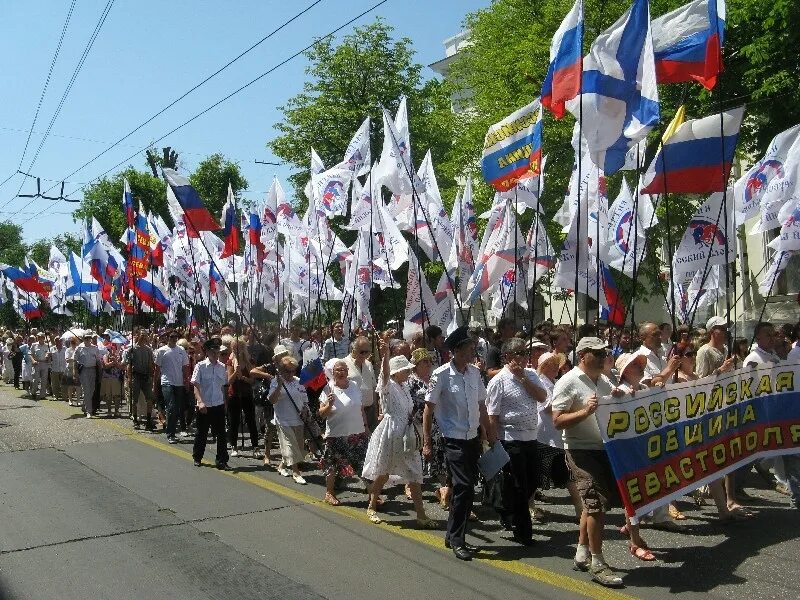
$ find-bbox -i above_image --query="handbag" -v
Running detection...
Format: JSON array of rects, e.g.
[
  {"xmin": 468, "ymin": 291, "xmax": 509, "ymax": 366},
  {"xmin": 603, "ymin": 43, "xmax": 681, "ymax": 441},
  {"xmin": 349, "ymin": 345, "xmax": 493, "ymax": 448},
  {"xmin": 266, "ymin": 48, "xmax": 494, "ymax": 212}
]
[
  {"xmin": 279, "ymin": 378, "xmax": 322, "ymax": 440},
  {"xmin": 393, "ymin": 405, "xmax": 422, "ymax": 454}
]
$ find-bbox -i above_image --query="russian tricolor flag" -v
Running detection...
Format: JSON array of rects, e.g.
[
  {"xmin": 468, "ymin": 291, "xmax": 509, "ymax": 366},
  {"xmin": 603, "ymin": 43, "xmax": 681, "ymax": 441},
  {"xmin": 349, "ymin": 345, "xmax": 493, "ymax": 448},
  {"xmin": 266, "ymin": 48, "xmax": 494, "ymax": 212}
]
[
  {"xmin": 600, "ymin": 263, "xmax": 625, "ymax": 326},
  {"xmin": 541, "ymin": 0, "xmax": 583, "ymax": 119},
  {"xmin": 220, "ymin": 185, "xmax": 240, "ymax": 259},
  {"xmin": 122, "ymin": 178, "xmax": 135, "ymax": 228},
  {"xmin": 1, "ymin": 263, "xmax": 50, "ymax": 296},
  {"xmin": 652, "ymin": 0, "xmax": 725, "ymax": 90},
  {"xmin": 481, "ymin": 100, "xmax": 543, "ymax": 192},
  {"xmin": 163, "ymin": 168, "xmax": 220, "ymax": 233},
  {"xmin": 641, "ymin": 106, "xmax": 744, "ymax": 195},
  {"xmin": 299, "ymin": 357, "xmax": 327, "ymax": 392},
  {"xmin": 20, "ymin": 301, "xmax": 43, "ymax": 320},
  {"xmin": 133, "ymin": 278, "xmax": 170, "ymax": 313}
]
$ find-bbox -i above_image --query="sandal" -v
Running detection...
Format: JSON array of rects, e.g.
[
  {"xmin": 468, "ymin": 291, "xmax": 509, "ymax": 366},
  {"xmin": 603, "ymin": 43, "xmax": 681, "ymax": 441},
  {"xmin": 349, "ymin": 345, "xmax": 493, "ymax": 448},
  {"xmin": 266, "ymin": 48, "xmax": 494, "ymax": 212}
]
[
  {"xmin": 668, "ymin": 504, "xmax": 686, "ymax": 520},
  {"xmin": 405, "ymin": 484, "xmax": 413, "ymax": 501},
  {"xmin": 433, "ymin": 488, "xmax": 450, "ymax": 509},
  {"xmin": 415, "ymin": 516, "xmax": 437, "ymax": 530},
  {"xmin": 619, "ymin": 524, "xmax": 631, "ymax": 538},
  {"xmin": 367, "ymin": 509, "xmax": 382, "ymax": 524},
  {"xmin": 323, "ymin": 493, "xmax": 341, "ymax": 506},
  {"xmin": 629, "ymin": 543, "xmax": 656, "ymax": 562}
]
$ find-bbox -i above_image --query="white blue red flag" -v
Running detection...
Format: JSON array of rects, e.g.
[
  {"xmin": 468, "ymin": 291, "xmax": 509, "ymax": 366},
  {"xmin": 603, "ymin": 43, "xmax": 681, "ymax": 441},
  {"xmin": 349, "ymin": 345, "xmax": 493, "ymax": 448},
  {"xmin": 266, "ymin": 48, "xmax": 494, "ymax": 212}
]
[
  {"xmin": 541, "ymin": 0, "xmax": 583, "ymax": 118},
  {"xmin": 163, "ymin": 168, "xmax": 220, "ymax": 233},
  {"xmin": 652, "ymin": 0, "xmax": 725, "ymax": 90},
  {"xmin": 567, "ymin": 0, "xmax": 660, "ymax": 175},
  {"xmin": 641, "ymin": 106, "xmax": 744, "ymax": 195},
  {"xmin": 220, "ymin": 184, "xmax": 240, "ymax": 259},
  {"xmin": 481, "ymin": 99, "xmax": 543, "ymax": 192},
  {"xmin": 122, "ymin": 178, "xmax": 135, "ymax": 228}
]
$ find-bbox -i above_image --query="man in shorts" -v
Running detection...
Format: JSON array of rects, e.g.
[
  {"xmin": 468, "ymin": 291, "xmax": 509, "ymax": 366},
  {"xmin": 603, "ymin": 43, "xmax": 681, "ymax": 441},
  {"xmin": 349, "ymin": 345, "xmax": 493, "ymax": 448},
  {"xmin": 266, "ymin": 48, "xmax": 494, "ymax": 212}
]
[{"xmin": 551, "ymin": 337, "xmax": 650, "ymax": 588}]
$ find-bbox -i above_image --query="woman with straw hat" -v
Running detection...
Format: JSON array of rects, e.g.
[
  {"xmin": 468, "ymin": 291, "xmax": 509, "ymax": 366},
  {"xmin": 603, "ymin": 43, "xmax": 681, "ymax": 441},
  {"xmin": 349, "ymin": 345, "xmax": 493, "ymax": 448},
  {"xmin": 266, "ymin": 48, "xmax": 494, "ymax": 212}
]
[{"xmin": 362, "ymin": 331, "xmax": 435, "ymax": 528}]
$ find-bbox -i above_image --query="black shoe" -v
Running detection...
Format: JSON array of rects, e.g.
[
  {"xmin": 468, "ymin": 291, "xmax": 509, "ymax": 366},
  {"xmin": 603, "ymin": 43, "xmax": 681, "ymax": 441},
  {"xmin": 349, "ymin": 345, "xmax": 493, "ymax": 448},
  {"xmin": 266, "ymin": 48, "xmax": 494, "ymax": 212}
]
[
  {"xmin": 452, "ymin": 546, "xmax": 474, "ymax": 561},
  {"xmin": 444, "ymin": 539, "xmax": 479, "ymax": 552},
  {"xmin": 512, "ymin": 534, "xmax": 535, "ymax": 546},
  {"xmin": 145, "ymin": 421, "xmax": 154, "ymax": 432},
  {"xmin": 193, "ymin": 459, "xmax": 201, "ymax": 467},
  {"xmin": 216, "ymin": 462, "xmax": 230, "ymax": 471}
]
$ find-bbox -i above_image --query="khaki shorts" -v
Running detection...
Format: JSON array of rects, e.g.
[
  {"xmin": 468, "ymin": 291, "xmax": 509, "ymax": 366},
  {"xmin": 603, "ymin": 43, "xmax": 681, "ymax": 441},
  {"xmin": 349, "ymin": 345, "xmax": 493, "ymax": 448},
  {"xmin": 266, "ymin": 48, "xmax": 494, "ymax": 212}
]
[{"xmin": 565, "ymin": 449, "xmax": 621, "ymax": 515}]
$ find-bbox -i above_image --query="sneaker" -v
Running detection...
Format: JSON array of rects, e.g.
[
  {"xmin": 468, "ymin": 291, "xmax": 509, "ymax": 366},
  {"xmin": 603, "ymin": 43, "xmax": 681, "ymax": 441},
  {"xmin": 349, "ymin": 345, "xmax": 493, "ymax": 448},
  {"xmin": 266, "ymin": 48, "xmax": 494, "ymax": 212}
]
[
  {"xmin": 230, "ymin": 450, "xmax": 239, "ymax": 458},
  {"xmin": 167, "ymin": 436, "xmax": 178, "ymax": 444},
  {"xmin": 85, "ymin": 414, "xmax": 94, "ymax": 419},
  {"xmin": 251, "ymin": 448, "xmax": 263, "ymax": 459},
  {"xmin": 292, "ymin": 473, "xmax": 307, "ymax": 485},
  {"xmin": 193, "ymin": 459, "xmax": 201, "ymax": 467},
  {"xmin": 277, "ymin": 465, "xmax": 291, "ymax": 477},
  {"xmin": 179, "ymin": 431, "xmax": 191, "ymax": 438},
  {"xmin": 589, "ymin": 563, "xmax": 623, "ymax": 588}
]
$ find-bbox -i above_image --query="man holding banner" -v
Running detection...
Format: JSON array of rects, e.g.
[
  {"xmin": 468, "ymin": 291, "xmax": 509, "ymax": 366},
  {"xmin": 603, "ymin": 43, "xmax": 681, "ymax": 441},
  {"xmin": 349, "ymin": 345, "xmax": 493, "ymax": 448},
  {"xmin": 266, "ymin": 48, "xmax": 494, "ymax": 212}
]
[{"xmin": 551, "ymin": 337, "xmax": 649, "ymax": 588}]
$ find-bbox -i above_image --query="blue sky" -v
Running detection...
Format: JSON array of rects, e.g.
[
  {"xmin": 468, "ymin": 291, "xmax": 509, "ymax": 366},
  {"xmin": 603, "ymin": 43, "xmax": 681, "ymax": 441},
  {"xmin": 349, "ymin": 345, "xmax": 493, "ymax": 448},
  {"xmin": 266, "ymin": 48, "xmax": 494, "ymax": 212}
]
[{"xmin": 0, "ymin": 0, "xmax": 487, "ymax": 243}]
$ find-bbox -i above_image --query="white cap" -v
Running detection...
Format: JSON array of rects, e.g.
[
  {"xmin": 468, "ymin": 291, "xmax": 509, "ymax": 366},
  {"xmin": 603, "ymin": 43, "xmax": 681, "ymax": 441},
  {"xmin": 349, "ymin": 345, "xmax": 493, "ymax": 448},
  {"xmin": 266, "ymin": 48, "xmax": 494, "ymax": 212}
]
[{"xmin": 706, "ymin": 316, "xmax": 730, "ymax": 331}]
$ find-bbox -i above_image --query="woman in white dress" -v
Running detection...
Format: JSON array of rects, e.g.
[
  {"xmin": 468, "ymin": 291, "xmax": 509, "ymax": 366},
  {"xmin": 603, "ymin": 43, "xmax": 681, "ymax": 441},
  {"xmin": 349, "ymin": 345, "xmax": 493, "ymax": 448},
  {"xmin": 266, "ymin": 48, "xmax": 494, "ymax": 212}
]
[{"xmin": 362, "ymin": 331, "xmax": 435, "ymax": 528}]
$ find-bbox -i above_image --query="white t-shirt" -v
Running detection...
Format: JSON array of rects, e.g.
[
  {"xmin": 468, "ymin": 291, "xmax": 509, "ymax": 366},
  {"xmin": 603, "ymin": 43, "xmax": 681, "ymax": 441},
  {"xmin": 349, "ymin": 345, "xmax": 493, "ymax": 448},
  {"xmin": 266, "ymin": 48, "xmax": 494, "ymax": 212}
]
[
  {"xmin": 322, "ymin": 381, "xmax": 364, "ymax": 438},
  {"xmin": 344, "ymin": 354, "xmax": 376, "ymax": 407},
  {"xmin": 536, "ymin": 375, "xmax": 562, "ymax": 449},
  {"xmin": 485, "ymin": 367, "xmax": 543, "ymax": 441},
  {"xmin": 550, "ymin": 366, "xmax": 612, "ymax": 451},
  {"xmin": 787, "ymin": 345, "xmax": 800, "ymax": 364},
  {"xmin": 272, "ymin": 377, "xmax": 307, "ymax": 427},
  {"xmin": 744, "ymin": 346, "xmax": 781, "ymax": 367},
  {"xmin": 155, "ymin": 345, "xmax": 190, "ymax": 386}
]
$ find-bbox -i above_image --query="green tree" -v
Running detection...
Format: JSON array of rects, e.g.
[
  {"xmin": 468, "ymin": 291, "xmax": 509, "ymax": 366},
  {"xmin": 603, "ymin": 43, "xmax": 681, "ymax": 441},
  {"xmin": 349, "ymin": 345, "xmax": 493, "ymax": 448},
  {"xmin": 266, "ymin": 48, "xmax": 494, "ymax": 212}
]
[
  {"xmin": 0, "ymin": 221, "xmax": 28, "ymax": 266},
  {"xmin": 268, "ymin": 18, "xmax": 456, "ymax": 210},
  {"xmin": 73, "ymin": 167, "xmax": 167, "ymax": 245},
  {"xmin": 28, "ymin": 233, "xmax": 82, "ymax": 266},
  {"xmin": 189, "ymin": 153, "xmax": 249, "ymax": 216}
]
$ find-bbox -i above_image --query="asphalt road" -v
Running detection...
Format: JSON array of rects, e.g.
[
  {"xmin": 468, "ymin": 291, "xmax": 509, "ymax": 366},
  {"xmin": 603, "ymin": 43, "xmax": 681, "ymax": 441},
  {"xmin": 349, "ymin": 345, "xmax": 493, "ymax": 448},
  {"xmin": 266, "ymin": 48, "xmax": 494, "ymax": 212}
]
[{"xmin": 1, "ymin": 385, "xmax": 799, "ymax": 600}]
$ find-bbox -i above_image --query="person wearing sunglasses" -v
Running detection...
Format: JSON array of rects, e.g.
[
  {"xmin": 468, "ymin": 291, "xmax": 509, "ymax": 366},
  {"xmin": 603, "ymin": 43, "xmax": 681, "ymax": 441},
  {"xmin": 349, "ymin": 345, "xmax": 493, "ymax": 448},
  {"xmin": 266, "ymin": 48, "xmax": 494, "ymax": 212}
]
[
  {"xmin": 344, "ymin": 336, "xmax": 377, "ymax": 431},
  {"xmin": 672, "ymin": 342, "xmax": 699, "ymax": 383},
  {"xmin": 485, "ymin": 337, "xmax": 547, "ymax": 546},
  {"xmin": 550, "ymin": 337, "xmax": 630, "ymax": 588}
]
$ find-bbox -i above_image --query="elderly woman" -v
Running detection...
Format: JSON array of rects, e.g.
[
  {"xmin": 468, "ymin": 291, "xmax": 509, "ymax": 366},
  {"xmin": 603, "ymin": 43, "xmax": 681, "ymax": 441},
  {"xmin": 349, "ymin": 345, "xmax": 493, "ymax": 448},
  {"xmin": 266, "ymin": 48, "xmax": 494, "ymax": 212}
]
[
  {"xmin": 318, "ymin": 358, "xmax": 369, "ymax": 506},
  {"xmin": 534, "ymin": 352, "xmax": 582, "ymax": 521},
  {"xmin": 267, "ymin": 355, "xmax": 309, "ymax": 484},
  {"xmin": 362, "ymin": 332, "xmax": 434, "ymax": 527}
]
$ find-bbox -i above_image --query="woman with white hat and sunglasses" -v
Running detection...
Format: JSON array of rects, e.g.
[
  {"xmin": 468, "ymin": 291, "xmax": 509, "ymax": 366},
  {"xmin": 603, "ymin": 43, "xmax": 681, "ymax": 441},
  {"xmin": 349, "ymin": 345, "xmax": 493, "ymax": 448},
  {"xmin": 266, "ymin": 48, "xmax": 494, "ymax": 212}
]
[{"xmin": 362, "ymin": 330, "xmax": 435, "ymax": 528}]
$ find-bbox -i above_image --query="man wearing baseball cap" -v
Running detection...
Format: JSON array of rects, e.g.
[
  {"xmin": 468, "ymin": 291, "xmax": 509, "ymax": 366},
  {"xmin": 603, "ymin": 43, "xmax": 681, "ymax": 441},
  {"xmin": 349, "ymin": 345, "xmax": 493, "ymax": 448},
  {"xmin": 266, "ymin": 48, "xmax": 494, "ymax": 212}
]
[
  {"xmin": 550, "ymin": 337, "xmax": 630, "ymax": 588},
  {"xmin": 696, "ymin": 316, "xmax": 737, "ymax": 378}
]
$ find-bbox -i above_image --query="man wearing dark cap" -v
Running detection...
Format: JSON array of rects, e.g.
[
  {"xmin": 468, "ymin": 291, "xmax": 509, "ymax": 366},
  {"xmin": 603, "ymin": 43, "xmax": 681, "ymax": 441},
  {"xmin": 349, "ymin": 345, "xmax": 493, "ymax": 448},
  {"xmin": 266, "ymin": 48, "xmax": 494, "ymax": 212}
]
[
  {"xmin": 191, "ymin": 338, "xmax": 229, "ymax": 469},
  {"xmin": 423, "ymin": 326, "xmax": 494, "ymax": 561}
]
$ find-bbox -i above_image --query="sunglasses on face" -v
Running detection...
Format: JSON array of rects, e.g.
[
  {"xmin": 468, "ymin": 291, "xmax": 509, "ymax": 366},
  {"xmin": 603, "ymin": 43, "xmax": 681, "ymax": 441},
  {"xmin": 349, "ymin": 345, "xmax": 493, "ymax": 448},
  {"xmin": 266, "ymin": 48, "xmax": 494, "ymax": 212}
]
[
  {"xmin": 590, "ymin": 349, "xmax": 610, "ymax": 358},
  {"xmin": 682, "ymin": 352, "xmax": 696, "ymax": 358}
]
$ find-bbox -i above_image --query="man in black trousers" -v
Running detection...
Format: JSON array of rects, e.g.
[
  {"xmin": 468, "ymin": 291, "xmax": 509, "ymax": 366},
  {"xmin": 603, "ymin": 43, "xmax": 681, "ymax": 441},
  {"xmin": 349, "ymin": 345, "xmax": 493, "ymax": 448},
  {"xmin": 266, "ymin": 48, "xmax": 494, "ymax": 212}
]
[
  {"xmin": 423, "ymin": 326, "xmax": 494, "ymax": 561},
  {"xmin": 191, "ymin": 338, "xmax": 229, "ymax": 470}
]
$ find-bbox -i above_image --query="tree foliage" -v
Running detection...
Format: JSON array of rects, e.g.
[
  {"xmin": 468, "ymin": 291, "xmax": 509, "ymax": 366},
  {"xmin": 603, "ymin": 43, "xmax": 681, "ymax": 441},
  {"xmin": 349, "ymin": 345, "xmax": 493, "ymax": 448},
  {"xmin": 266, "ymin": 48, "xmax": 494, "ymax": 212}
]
[
  {"xmin": 73, "ymin": 153, "xmax": 248, "ymax": 245},
  {"xmin": 268, "ymin": 18, "xmax": 457, "ymax": 209}
]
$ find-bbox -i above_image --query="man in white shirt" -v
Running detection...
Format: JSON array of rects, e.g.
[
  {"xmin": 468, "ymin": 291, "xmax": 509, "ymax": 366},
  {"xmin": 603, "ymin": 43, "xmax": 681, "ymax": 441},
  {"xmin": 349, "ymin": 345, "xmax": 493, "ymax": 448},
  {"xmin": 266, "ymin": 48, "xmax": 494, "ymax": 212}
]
[
  {"xmin": 485, "ymin": 337, "xmax": 547, "ymax": 545},
  {"xmin": 50, "ymin": 337, "xmax": 67, "ymax": 402},
  {"xmin": 30, "ymin": 333, "xmax": 51, "ymax": 400},
  {"xmin": 743, "ymin": 322, "xmax": 781, "ymax": 366},
  {"xmin": 281, "ymin": 324, "xmax": 309, "ymax": 368},
  {"xmin": 191, "ymin": 338, "xmax": 229, "ymax": 469},
  {"xmin": 74, "ymin": 334, "xmax": 102, "ymax": 418},
  {"xmin": 634, "ymin": 321, "xmax": 680, "ymax": 386},
  {"xmin": 551, "ymin": 337, "xmax": 647, "ymax": 588},
  {"xmin": 154, "ymin": 330, "xmax": 190, "ymax": 444},
  {"xmin": 423, "ymin": 326, "xmax": 494, "ymax": 561}
]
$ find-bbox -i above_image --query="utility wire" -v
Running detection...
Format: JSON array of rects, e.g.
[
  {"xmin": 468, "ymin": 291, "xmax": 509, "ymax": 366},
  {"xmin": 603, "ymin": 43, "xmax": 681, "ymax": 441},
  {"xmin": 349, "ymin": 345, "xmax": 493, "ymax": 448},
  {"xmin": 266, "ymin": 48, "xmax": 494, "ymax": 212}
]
[
  {"xmin": 35, "ymin": 0, "xmax": 327, "ymax": 201},
  {"xmin": 19, "ymin": 0, "xmax": 390, "ymax": 227},
  {"xmin": 0, "ymin": 0, "xmax": 77, "ymax": 194},
  {"xmin": 1, "ymin": 0, "xmax": 115, "ymax": 211}
]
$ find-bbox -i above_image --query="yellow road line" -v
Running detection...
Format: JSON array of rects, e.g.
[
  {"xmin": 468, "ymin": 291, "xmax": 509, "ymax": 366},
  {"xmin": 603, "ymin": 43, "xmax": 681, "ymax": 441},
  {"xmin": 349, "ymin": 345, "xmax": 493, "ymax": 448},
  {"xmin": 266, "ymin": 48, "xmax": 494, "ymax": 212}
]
[{"xmin": 41, "ymin": 398, "xmax": 635, "ymax": 600}]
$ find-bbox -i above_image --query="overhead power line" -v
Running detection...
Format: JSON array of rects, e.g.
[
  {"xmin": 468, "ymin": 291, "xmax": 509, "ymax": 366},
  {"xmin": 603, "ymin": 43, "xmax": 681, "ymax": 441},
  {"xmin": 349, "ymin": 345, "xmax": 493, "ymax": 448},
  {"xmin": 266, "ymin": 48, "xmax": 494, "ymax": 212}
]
[
  {"xmin": 0, "ymin": 0, "xmax": 78, "ymax": 194},
  {"xmin": 0, "ymin": 0, "xmax": 116, "ymax": 211},
  {"xmin": 35, "ymin": 0, "xmax": 327, "ymax": 201},
  {"xmin": 19, "ymin": 0, "xmax": 390, "ymax": 227}
]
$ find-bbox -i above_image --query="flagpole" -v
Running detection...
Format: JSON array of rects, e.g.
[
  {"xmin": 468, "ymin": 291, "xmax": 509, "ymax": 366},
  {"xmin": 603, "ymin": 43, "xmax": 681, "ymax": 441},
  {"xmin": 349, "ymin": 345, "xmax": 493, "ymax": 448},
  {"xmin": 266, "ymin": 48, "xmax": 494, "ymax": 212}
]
[
  {"xmin": 460, "ymin": 184, "xmax": 489, "ymax": 327},
  {"xmin": 574, "ymin": 95, "xmax": 583, "ymax": 338}
]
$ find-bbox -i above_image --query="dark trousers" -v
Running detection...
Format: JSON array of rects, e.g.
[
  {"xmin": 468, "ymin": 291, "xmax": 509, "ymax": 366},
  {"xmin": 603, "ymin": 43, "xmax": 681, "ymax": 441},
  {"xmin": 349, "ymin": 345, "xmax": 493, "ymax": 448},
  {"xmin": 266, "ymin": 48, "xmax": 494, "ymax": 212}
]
[
  {"xmin": 193, "ymin": 404, "xmax": 228, "ymax": 465},
  {"xmin": 443, "ymin": 435, "xmax": 481, "ymax": 547},
  {"xmin": 162, "ymin": 385, "xmax": 184, "ymax": 437},
  {"xmin": 227, "ymin": 395, "xmax": 259, "ymax": 449},
  {"xmin": 501, "ymin": 439, "xmax": 538, "ymax": 541}
]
